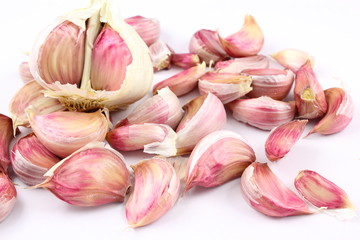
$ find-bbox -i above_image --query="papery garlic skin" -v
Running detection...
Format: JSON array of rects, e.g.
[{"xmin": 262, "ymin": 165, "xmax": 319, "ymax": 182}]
[
  {"xmin": 271, "ymin": 49, "xmax": 315, "ymax": 72},
  {"xmin": 215, "ymin": 55, "xmax": 269, "ymax": 74},
  {"xmin": 26, "ymin": 107, "xmax": 108, "ymax": 158},
  {"xmin": 295, "ymin": 170, "xmax": 353, "ymax": 209},
  {"xmin": 240, "ymin": 162, "xmax": 311, "ymax": 217},
  {"xmin": 0, "ymin": 114, "xmax": 15, "ymax": 174},
  {"xmin": 228, "ymin": 96, "xmax": 296, "ymax": 130},
  {"xmin": 0, "ymin": 172, "xmax": 17, "ymax": 222},
  {"xmin": 34, "ymin": 142, "xmax": 131, "ymax": 207},
  {"xmin": 19, "ymin": 62, "xmax": 34, "ymax": 83},
  {"xmin": 184, "ymin": 130, "xmax": 255, "ymax": 191},
  {"xmin": 265, "ymin": 120, "xmax": 308, "ymax": 162},
  {"xmin": 126, "ymin": 158, "xmax": 180, "ymax": 228},
  {"xmin": 124, "ymin": 15, "xmax": 160, "ymax": 46},
  {"xmin": 11, "ymin": 133, "xmax": 60, "ymax": 186},
  {"xmin": 308, "ymin": 88, "xmax": 354, "ymax": 135},
  {"xmin": 149, "ymin": 40, "xmax": 172, "ymax": 72},
  {"xmin": 176, "ymin": 93, "xmax": 227, "ymax": 155},
  {"xmin": 171, "ymin": 53, "xmax": 200, "ymax": 69}
]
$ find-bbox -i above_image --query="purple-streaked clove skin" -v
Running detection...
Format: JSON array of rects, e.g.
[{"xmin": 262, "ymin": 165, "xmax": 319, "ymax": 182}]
[
  {"xmin": 242, "ymin": 68, "xmax": 294, "ymax": 100},
  {"xmin": 307, "ymin": 88, "xmax": 354, "ymax": 136},
  {"xmin": 218, "ymin": 15, "xmax": 264, "ymax": 57},
  {"xmin": 295, "ymin": 170, "xmax": 353, "ymax": 209},
  {"xmin": 0, "ymin": 114, "xmax": 15, "ymax": 174},
  {"xmin": 294, "ymin": 60, "xmax": 327, "ymax": 119},
  {"xmin": 271, "ymin": 49, "xmax": 315, "ymax": 72},
  {"xmin": 265, "ymin": 119, "xmax": 308, "ymax": 162},
  {"xmin": 153, "ymin": 62, "xmax": 206, "ymax": 96},
  {"xmin": 126, "ymin": 158, "xmax": 180, "ymax": 228},
  {"xmin": 124, "ymin": 15, "xmax": 160, "ymax": 46},
  {"xmin": 215, "ymin": 55, "xmax": 269, "ymax": 74},
  {"xmin": 184, "ymin": 130, "xmax": 255, "ymax": 192},
  {"xmin": 0, "ymin": 172, "xmax": 17, "ymax": 222},
  {"xmin": 171, "ymin": 53, "xmax": 200, "ymax": 69},
  {"xmin": 149, "ymin": 40, "xmax": 172, "ymax": 72},
  {"xmin": 228, "ymin": 96, "xmax": 296, "ymax": 130},
  {"xmin": 19, "ymin": 61, "xmax": 34, "ymax": 83},
  {"xmin": 240, "ymin": 162, "xmax": 312, "ymax": 217}
]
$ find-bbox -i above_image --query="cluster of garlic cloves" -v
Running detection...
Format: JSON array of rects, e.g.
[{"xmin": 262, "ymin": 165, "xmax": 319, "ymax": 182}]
[
  {"xmin": 0, "ymin": 114, "xmax": 16, "ymax": 174},
  {"xmin": 0, "ymin": 172, "xmax": 17, "ymax": 222}
]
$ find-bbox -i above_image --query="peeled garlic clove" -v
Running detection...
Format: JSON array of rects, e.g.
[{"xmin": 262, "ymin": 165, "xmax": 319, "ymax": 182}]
[
  {"xmin": 0, "ymin": 172, "xmax": 17, "ymax": 222},
  {"xmin": 107, "ymin": 123, "xmax": 177, "ymax": 157},
  {"xmin": 149, "ymin": 40, "xmax": 172, "ymax": 72},
  {"xmin": 265, "ymin": 120, "xmax": 308, "ymax": 162},
  {"xmin": 19, "ymin": 61, "xmax": 34, "ymax": 83},
  {"xmin": 0, "ymin": 114, "xmax": 15, "ymax": 174},
  {"xmin": 33, "ymin": 142, "xmax": 131, "ymax": 207},
  {"xmin": 11, "ymin": 133, "xmax": 60, "ymax": 186},
  {"xmin": 294, "ymin": 61, "xmax": 327, "ymax": 119},
  {"xmin": 171, "ymin": 53, "xmax": 200, "ymax": 69},
  {"xmin": 241, "ymin": 162, "xmax": 311, "ymax": 217},
  {"xmin": 295, "ymin": 170, "xmax": 353, "ymax": 209},
  {"xmin": 176, "ymin": 93, "xmax": 227, "ymax": 155},
  {"xmin": 124, "ymin": 15, "xmax": 160, "ymax": 46},
  {"xmin": 242, "ymin": 68, "xmax": 294, "ymax": 100},
  {"xmin": 218, "ymin": 15, "xmax": 264, "ymax": 57},
  {"xmin": 126, "ymin": 158, "xmax": 180, "ymax": 228},
  {"xmin": 26, "ymin": 107, "xmax": 109, "ymax": 158},
  {"xmin": 198, "ymin": 72, "xmax": 252, "ymax": 104},
  {"xmin": 228, "ymin": 96, "xmax": 296, "ymax": 130},
  {"xmin": 9, "ymin": 80, "xmax": 66, "ymax": 133},
  {"xmin": 189, "ymin": 29, "xmax": 228, "ymax": 64},
  {"xmin": 153, "ymin": 62, "xmax": 206, "ymax": 96},
  {"xmin": 215, "ymin": 55, "xmax": 269, "ymax": 74},
  {"xmin": 116, "ymin": 87, "xmax": 183, "ymax": 129},
  {"xmin": 184, "ymin": 130, "xmax": 255, "ymax": 192},
  {"xmin": 271, "ymin": 49, "xmax": 315, "ymax": 72},
  {"xmin": 308, "ymin": 88, "xmax": 354, "ymax": 135}
]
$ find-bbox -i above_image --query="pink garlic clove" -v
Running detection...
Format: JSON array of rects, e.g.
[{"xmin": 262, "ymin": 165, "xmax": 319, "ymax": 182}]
[
  {"xmin": 171, "ymin": 53, "xmax": 200, "ymax": 69},
  {"xmin": 0, "ymin": 114, "xmax": 15, "ymax": 174},
  {"xmin": 149, "ymin": 40, "xmax": 173, "ymax": 72},
  {"xmin": 124, "ymin": 15, "xmax": 160, "ymax": 46},
  {"xmin": 0, "ymin": 172, "xmax": 17, "ymax": 222},
  {"xmin": 271, "ymin": 49, "xmax": 315, "ymax": 72},
  {"xmin": 19, "ymin": 61, "xmax": 34, "ymax": 83},
  {"xmin": 215, "ymin": 55, "xmax": 269, "ymax": 74}
]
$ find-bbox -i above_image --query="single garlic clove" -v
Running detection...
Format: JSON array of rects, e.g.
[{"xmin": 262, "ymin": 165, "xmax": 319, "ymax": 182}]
[
  {"xmin": 153, "ymin": 62, "xmax": 206, "ymax": 97},
  {"xmin": 19, "ymin": 61, "xmax": 34, "ymax": 83},
  {"xmin": 171, "ymin": 53, "xmax": 200, "ymax": 69},
  {"xmin": 126, "ymin": 158, "xmax": 180, "ymax": 228},
  {"xmin": 189, "ymin": 29, "xmax": 229, "ymax": 64},
  {"xmin": 307, "ymin": 88, "xmax": 354, "ymax": 136},
  {"xmin": 295, "ymin": 170, "xmax": 353, "ymax": 209},
  {"xmin": 228, "ymin": 96, "xmax": 296, "ymax": 130},
  {"xmin": 242, "ymin": 68, "xmax": 295, "ymax": 100},
  {"xmin": 9, "ymin": 80, "xmax": 66, "ymax": 133},
  {"xmin": 198, "ymin": 72, "xmax": 252, "ymax": 104},
  {"xmin": 218, "ymin": 15, "xmax": 264, "ymax": 57},
  {"xmin": 214, "ymin": 55, "xmax": 269, "ymax": 74},
  {"xmin": 176, "ymin": 93, "xmax": 227, "ymax": 155},
  {"xmin": 184, "ymin": 130, "xmax": 255, "ymax": 192},
  {"xmin": 0, "ymin": 172, "xmax": 17, "ymax": 222},
  {"xmin": 33, "ymin": 142, "xmax": 131, "ymax": 207},
  {"xmin": 124, "ymin": 15, "xmax": 160, "ymax": 46},
  {"xmin": 265, "ymin": 119, "xmax": 308, "ymax": 162},
  {"xmin": 106, "ymin": 123, "xmax": 177, "ymax": 157},
  {"xmin": 11, "ymin": 133, "xmax": 60, "ymax": 186},
  {"xmin": 241, "ymin": 162, "xmax": 311, "ymax": 217},
  {"xmin": 149, "ymin": 40, "xmax": 173, "ymax": 72},
  {"xmin": 26, "ymin": 107, "xmax": 109, "ymax": 158},
  {"xmin": 294, "ymin": 60, "xmax": 327, "ymax": 119},
  {"xmin": 115, "ymin": 87, "xmax": 183, "ymax": 129},
  {"xmin": 0, "ymin": 114, "xmax": 15, "ymax": 174},
  {"xmin": 271, "ymin": 49, "xmax": 315, "ymax": 72}
]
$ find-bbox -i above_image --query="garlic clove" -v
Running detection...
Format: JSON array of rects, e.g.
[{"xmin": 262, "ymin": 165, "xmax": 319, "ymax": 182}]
[
  {"xmin": 0, "ymin": 172, "xmax": 17, "ymax": 222},
  {"xmin": 149, "ymin": 40, "xmax": 173, "ymax": 72},
  {"xmin": 295, "ymin": 170, "xmax": 353, "ymax": 210},
  {"xmin": 153, "ymin": 62, "xmax": 206, "ymax": 97},
  {"xmin": 0, "ymin": 114, "xmax": 15, "ymax": 174},
  {"xmin": 218, "ymin": 15, "xmax": 264, "ymax": 57},
  {"xmin": 26, "ymin": 107, "xmax": 109, "ymax": 158},
  {"xmin": 265, "ymin": 119, "xmax": 308, "ymax": 162},
  {"xmin": 126, "ymin": 158, "xmax": 180, "ymax": 228},
  {"xmin": 161, "ymin": 156, "xmax": 189, "ymax": 182},
  {"xmin": 19, "ymin": 61, "xmax": 34, "ymax": 83},
  {"xmin": 241, "ymin": 162, "xmax": 311, "ymax": 217},
  {"xmin": 33, "ymin": 142, "xmax": 131, "ymax": 207},
  {"xmin": 228, "ymin": 96, "xmax": 296, "ymax": 130},
  {"xmin": 215, "ymin": 55, "xmax": 269, "ymax": 74},
  {"xmin": 189, "ymin": 29, "xmax": 228, "ymax": 64},
  {"xmin": 124, "ymin": 15, "xmax": 160, "ymax": 46},
  {"xmin": 115, "ymin": 87, "xmax": 183, "ymax": 129},
  {"xmin": 307, "ymin": 87, "xmax": 354, "ymax": 136},
  {"xmin": 294, "ymin": 60, "xmax": 327, "ymax": 119},
  {"xmin": 171, "ymin": 53, "xmax": 200, "ymax": 69},
  {"xmin": 198, "ymin": 72, "xmax": 252, "ymax": 104},
  {"xmin": 242, "ymin": 68, "xmax": 295, "ymax": 100},
  {"xmin": 176, "ymin": 93, "xmax": 227, "ymax": 155},
  {"xmin": 11, "ymin": 133, "xmax": 60, "ymax": 186},
  {"xmin": 9, "ymin": 80, "xmax": 66, "ymax": 134},
  {"xmin": 106, "ymin": 123, "xmax": 177, "ymax": 157},
  {"xmin": 184, "ymin": 130, "xmax": 255, "ymax": 192},
  {"xmin": 271, "ymin": 49, "xmax": 315, "ymax": 72}
]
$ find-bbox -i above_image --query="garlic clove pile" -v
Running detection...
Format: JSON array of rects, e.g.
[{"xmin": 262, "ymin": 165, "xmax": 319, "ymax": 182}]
[
  {"xmin": 0, "ymin": 114, "xmax": 15, "ymax": 174},
  {"xmin": 215, "ymin": 55, "xmax": 269, "ymax": 74},
  {"xmin": 0, "ymin": 172, "xmax": 17, "ymax": 222}
]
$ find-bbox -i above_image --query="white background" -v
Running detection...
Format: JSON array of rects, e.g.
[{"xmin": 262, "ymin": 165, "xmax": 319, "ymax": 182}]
[{"xmin": 1, "ymin": 0, "xmax": 360, "ymax": 239}]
